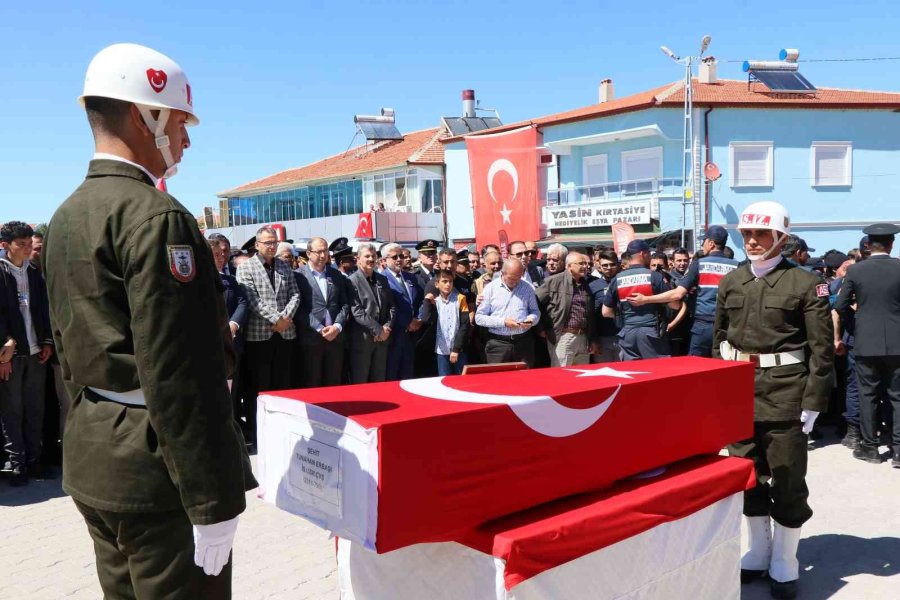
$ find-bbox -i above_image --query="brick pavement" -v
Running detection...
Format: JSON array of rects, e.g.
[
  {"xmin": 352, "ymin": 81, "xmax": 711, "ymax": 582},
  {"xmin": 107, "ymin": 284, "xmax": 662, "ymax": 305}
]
[{"xmin": 1, "ymin": 434, "xmax": 897, "ymax": 599}]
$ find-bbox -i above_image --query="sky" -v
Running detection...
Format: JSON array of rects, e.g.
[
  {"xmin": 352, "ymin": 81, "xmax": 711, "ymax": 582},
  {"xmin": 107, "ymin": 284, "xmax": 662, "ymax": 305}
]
[{"xmin": 3, "ymin": 0, "xmax": 900, "ymax": 224}]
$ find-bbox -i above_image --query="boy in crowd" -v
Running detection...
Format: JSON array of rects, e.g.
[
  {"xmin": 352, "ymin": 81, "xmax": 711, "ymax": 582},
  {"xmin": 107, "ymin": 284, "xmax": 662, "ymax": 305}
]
[{"xmin": 424, "ymin": 269, "xmax": 471, "ymax": 376}]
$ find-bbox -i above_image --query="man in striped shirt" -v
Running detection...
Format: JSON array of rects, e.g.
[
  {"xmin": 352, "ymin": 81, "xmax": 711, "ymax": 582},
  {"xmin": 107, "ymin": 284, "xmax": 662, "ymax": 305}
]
[{"xmin": 475, "ymin": 258, "xmax": 540, "ymax": 367}]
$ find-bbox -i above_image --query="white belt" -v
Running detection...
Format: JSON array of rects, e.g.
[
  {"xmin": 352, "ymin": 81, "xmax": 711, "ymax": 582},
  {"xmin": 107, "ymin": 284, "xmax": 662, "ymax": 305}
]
[
  {"xmin": 88, "ymin": 379, "xmax": 233, "ymax": 407},
  {"xmin": 719, "ymin": 341, "xmax": 804, "ymax": 368},
  {"xmin": 88, "ymin": 387, "xmax": 146, "ymax": 406}
]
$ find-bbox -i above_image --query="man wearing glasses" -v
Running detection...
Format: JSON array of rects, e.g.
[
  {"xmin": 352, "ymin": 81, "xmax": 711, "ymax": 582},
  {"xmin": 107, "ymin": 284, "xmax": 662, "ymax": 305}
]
[
  {"xmin": 589, "ymin": 250, "xmax": 622, "ymax": 363},
  {"xmin": 508, "ymin": 240, "xmax": 544, "ymax": 289},
  {"xmin": 381, "ymin": 242, "xmax": 423, "ymax": 381},
  {"xmin": 536, "ymin": 252, "xmax": 600, "ymax": 367},
  {"xmin": 236, "ymin": 225, "xmax": 300, "ymax": 444},
  {"xmin": 293, "ymin": 237, "xmax": 350, "ymax": 388}
]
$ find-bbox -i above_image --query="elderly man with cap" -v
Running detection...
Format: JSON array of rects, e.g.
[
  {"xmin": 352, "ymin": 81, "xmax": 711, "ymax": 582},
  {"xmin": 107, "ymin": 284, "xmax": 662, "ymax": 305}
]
[
  {"xmin": 713, "ymin": 201, "xmax": 833, "ymax": 599},
  {"xmin": 43, "ymin": 43, "xmax": 255, "ymax": 598},
  {"xmin": 601, "ymin": 239, "xmax": 680, "ymax": 360},
  {"xmin": 414, "ymin": 239, "xmax": 439, "ymax": 289},
  {"xmin": 835, "ymin": 222, "xmax": 900, "ymax": 468},
  {"xmin": 628, "ymin": 225, "xmax": 739, "ymax": 357}
]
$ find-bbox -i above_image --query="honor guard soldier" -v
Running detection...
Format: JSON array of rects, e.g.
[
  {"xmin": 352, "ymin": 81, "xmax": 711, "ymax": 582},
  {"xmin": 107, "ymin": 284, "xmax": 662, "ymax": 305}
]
[
  {"xmin": 43, "ymin": 44, "xmax": 256, "ymax": 599},
  {"xmin": 834, "ymin": 222, "xmax": 900, "ymax": 468},
  {"xmin": 414, "ymin": 239, "xmax": 439, "ymax": 289},
  {"xmin": 713, "ymin": 201, "xmax": 834, "ymax": 599},
  {"xmin": 601, "ymin": 239, "xmax": 681, "ymax": 360}
]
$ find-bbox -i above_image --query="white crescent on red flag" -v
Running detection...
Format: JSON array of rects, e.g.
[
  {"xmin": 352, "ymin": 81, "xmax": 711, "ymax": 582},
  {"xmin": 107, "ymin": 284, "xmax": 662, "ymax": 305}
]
[
  {"xmin": 466, "ymin": 126, "xmax": 542, "ymax": 249},
  {"xmin": 355, "ymin": 211, "xmax": 373, "ymax": 239}
]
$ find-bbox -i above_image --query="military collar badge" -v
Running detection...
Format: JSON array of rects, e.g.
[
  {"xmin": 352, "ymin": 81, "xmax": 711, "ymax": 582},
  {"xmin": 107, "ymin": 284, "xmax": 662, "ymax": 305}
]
[{"xmin": 167, "ymin": 245, "xmax": 196, "ymax": 283}]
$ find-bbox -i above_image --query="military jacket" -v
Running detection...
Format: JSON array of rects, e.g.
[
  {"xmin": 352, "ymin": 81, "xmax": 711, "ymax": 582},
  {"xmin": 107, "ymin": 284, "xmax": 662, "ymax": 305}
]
[
  {"xmin": 44, "ymin": 160, "xmax": 256, "ymax": 524},
  {"xmin": 712, "ymin": 258, "xmax": 834, "ymax": 420}
]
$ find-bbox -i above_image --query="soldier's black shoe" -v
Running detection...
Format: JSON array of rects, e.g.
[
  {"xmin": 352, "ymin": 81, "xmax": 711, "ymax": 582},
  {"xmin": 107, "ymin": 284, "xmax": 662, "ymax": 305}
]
[
  {"xmin": 741, "ymin": 568, "xmax": 767, "ymax": 583},
  {"xmin": 841, "ymin": 425, "xmax": 861, "ymax": 449},
  {"xmin": 853, "ymin": 444, "xmax": 882, "ymax": 464},
  {"xmin": 892, "ymin": 448, "xmax": 900, "ymax": 469},
  {"xmin": 770, "ymin": 578, "xmax": 798, "ymax": 599}
]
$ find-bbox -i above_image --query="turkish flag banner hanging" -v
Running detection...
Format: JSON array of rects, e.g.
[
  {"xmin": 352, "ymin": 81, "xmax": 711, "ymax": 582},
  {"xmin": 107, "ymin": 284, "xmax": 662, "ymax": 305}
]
[
  {"xmin": 355, "ymin": 212, "xmax": 373, "ymax": 239},
  {"xmin": 466, "ymin": 126, "xmax": 542, "ymax": 253},
  {"xmin": 257, "ymin": 357, "xmax": 754, "ymax": 553}
]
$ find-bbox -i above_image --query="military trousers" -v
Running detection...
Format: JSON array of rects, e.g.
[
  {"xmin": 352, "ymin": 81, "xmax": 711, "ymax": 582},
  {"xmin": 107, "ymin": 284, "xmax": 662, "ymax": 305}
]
[
  {"xmin": 74, "ymin": 499, "xmax": 232, "ymax": 600},
  {"xmin": 855, "ymin": 355, "xmax": 900, "ymax": 447},
  {"xmin": 728, "ymin": 421, "xmax": 812, "ymax": 528}
]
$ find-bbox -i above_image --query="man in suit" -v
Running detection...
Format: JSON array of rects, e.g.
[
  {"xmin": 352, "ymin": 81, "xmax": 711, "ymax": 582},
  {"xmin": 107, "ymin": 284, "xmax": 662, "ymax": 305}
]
[
  {"xmin": 347, "ymin": 244, "xmax": 395, "ymax": 384},
  {"xmin": 235, "ymin": 225, "xmax": 300, "ymax": 443},
  {"xmin": 835, "ymin": 222, "xmax": 900, "ymax": 467},
  {"xmin": 509, "ymin": 240, "xmax": 545, "ymax": 289},
  {"xmin": 294, "ymin": 237, "xmax": 350, "ymax": 388},
  {"xmin": 209, "ymin": 240, "xmax": 249, "ymax": 436},
  {"xmin": 536, "ymin": 252, "xmax": 600, "ymax": 367},
  {"xmin": 381, "ymin": 242, "xmax": 423, "ymax": 381}
]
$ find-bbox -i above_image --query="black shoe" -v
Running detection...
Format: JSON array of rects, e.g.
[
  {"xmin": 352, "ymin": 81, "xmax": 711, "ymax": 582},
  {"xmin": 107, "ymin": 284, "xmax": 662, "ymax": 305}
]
[
  {"xmin": 741, "ymin": 568, "xmax": 767, "ymax": 583},
  {"xmin": 841, "ymin": 425, "xmax": 861, "ymax": 449},
  {"xmin": 853, "ymin": 444, "xmax": 882, "ymax": 464},
  {"xmin": 892, "ymin": 449, "xmax": 900, "ymax": 469},
  {"xmin": 27, "ymin": 463, "xmax": 59, "ymax": 480},
  {"xmin": 770, "ymin": 578, "xmax": 798, "ymax": 599},
  {"xmin": 9, "ymin": 470, "xmax": 28, "ymax": 487}
]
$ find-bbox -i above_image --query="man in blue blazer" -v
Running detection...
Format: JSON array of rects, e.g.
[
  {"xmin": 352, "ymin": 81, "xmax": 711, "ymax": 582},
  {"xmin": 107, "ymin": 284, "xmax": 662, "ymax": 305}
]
[
  {"xmin": 381, "ymin": 242, "xmax": 423, "ymax": 381},
  {"xmin": 294, "ymin": 237, "xmax": 351, "ymax": 388}
]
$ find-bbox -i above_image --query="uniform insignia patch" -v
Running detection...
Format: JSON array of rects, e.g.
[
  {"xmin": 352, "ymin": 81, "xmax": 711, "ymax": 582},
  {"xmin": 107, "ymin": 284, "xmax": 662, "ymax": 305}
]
[
  {"xmin": 167, "ymin": 245, "xmax": 196, "ymax": 282},
  {"xmin": 816, "ymin": 283, "xmax": 829, "ymax": 298}
]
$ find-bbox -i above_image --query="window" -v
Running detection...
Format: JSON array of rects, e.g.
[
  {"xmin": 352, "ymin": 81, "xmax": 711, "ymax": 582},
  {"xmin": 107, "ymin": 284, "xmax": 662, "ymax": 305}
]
[
  {"xmin": 811, "ymin": 142, "xmax": 852, "ymax": 187},
  {"xmin": 582, "ymin": 154, "xmax": 608, "ymax": 201},
  {"xmin": 730, "ymin": 142, "xmax": 773, "ymax": 188},
  {"xmin": 621, "ymin": 147, "xmax": 663, "ymax": 194}
]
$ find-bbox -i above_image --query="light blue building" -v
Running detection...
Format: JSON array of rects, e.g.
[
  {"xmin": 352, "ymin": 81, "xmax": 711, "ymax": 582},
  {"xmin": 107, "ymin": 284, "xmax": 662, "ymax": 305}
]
[{"xmin": 443, "ymin": 70, "xmax": 900, "ymax": 256}]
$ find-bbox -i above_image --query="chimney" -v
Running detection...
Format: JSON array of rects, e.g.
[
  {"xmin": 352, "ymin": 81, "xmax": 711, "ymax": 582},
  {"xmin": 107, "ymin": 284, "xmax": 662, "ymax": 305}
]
[
  {"xmin": 599, "ymin": 79, "xmax": 614, "ymax": 103},
  {"xmin": 699, "ymin": 57, "xmax": 718, "ymax": 84},
  {"xmin": 462, "ymin": 89, "xmax": 476, "ymax": 118}
]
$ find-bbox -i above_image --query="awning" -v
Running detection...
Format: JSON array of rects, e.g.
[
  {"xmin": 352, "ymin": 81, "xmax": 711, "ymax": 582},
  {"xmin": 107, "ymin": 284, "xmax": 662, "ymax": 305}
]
[{"xmin": 546, "ymin": 125, "xmax": 667, "ymax": 156}]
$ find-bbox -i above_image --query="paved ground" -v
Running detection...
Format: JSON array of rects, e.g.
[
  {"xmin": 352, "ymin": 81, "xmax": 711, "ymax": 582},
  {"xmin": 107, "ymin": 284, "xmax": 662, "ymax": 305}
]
[{"xmin": 1, "ymin": 430, "xmax": 897, "ymax": 599}]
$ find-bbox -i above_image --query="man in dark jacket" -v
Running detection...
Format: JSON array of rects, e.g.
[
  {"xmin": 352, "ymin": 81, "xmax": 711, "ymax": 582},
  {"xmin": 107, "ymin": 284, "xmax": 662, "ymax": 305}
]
[
  {"xmin": 536, "ymin": 252, "xmax": 600, "ymax": 367},
  {"xmin": 347, "ymin": 244, "xmax": 395, "ymax": 383},
  {"xmin": 0, "ymin": 221, "xmax": 54, "ymax": 486}
]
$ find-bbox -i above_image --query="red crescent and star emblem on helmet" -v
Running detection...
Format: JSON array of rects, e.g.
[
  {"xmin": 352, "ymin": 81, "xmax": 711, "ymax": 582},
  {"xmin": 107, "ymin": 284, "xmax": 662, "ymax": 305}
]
[{"xmin": 146, "ymin": 68, "xmax": 168, "ymax": 93}]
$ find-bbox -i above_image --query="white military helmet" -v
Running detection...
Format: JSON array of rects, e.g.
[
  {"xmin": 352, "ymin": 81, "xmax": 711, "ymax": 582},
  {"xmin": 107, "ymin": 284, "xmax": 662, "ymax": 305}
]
[
  {"xmin": 79, "ymin": 43, "xmax": 198, "ymax": 179},
  {"xmin": 737, "ymin": 201, "xmax": 791, "ymax": 260}
]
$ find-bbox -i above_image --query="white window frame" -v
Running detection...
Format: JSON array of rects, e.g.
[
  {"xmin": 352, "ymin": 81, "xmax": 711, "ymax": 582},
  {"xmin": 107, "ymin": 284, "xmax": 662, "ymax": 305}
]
[
  {"xmin": 810, "ymin": 141, "xmax": 852, "ymax": 187},
  {"xmin": 729, "ymin": 142, "xmax": 773, "ymax": 188},
  {"xmin": 621, "ymin": 146, "xmax": 663, "ymax": 183},
  {"xmin": 582, "ymin": 154, "xmax": 608, "ymax": 186}
]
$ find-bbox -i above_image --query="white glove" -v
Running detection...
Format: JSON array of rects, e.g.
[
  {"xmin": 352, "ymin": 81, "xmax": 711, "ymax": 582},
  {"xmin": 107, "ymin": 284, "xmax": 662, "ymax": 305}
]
[
  {"xmin": 800, "ymin": 410, "xmax": 819, "ymax": 435},
  {"xmin": 193, "ymin": 516, "xmax": 239, "ymax": 576}
]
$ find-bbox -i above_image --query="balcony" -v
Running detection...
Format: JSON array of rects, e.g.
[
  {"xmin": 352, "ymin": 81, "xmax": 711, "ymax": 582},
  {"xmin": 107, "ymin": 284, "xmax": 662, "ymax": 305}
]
[{"xmin": 546, "ymin": 177, "xmax": 684, "ymax": 209}]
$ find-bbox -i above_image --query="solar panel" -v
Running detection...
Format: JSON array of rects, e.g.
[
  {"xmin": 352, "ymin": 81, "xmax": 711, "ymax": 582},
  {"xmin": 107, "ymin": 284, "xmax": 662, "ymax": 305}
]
[
  {"xmin": 751, "ymin": 69, "xmax": 816, "ymax": 94},
  {"xmin": 358, "ymin": 121, "xmax": 403, "ymax": 141},
  {"xmin": 442, "ymin": 117, "xmax": 503, "ymax": 136}
]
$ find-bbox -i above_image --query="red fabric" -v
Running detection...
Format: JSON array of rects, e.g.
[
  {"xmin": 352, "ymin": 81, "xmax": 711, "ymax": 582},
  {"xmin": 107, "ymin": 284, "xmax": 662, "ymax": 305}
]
[
  {"xmin": 271, "ymin": 357, "xmax": 755, "ymax": 553},
  {"xmin": 354, "ymin": 212, "xmax": 373, "ymax": 239},
  {"xmin": 611, "ymin": 221, "xmax": 635, "ymax": 254},
  {"xmin": 458, "ymin": 455, "xmax": 756, "ymax": 590},
  {"xmin": 156, "ymin": 178, "xmax": 167, "ymax": 192},
  {"xmin": 466, "ymin": 126, "xmax": 541, "ymax": 251}
]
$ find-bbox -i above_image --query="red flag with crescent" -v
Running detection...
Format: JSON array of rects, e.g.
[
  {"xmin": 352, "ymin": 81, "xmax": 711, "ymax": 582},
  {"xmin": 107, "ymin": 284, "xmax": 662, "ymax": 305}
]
[
  {"xmin": 355, "ymin": 212, "xmax": 373, "ymax": 239},
  {"xmin": 466, "ymin": 126, "xmax": 541, "ymax": 250}
]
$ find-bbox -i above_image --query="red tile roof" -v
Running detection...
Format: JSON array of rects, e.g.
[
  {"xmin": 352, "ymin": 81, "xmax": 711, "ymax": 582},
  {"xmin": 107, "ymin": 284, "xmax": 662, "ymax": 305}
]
[
  {"xmin": 443, "ymin": 78, "xmax": 900, "ymax": 142},
  {"xmin": 221, "ymin": 127, "xmax": 444, "ymax": 196}
]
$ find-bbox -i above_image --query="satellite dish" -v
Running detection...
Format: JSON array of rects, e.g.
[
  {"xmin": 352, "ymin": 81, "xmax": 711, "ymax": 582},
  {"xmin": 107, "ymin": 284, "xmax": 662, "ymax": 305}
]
[{"xmin": 704, "ymin": 162, "xmax": 721, "ymax": 181}]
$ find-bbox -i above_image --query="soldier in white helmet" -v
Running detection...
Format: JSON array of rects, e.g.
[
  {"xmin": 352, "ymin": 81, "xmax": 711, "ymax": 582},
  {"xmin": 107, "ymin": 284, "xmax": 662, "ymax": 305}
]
[
  {"xmin": 43, "ymin": 44, "xmax": 255, "ymax": 598},
  {"xmin": 713, "ymin": 201, "xmax": 834, "ymax": 599}
]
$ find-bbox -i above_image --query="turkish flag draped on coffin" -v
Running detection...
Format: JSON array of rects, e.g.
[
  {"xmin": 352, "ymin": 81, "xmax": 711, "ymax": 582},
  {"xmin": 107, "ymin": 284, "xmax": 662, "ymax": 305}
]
[
  {"xmin": 355, "ymin": 211, "xmax": 373, "ymax": 239},
  {"xmin": 466, "ymin": 126, "xmax": 542, "ymax": 252}
]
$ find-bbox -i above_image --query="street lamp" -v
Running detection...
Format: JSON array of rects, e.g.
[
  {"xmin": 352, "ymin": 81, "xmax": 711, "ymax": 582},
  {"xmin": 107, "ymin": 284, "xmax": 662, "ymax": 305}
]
[{"xmin": 661, "ymin": 36, "xmax": 712, "ymax": 251}]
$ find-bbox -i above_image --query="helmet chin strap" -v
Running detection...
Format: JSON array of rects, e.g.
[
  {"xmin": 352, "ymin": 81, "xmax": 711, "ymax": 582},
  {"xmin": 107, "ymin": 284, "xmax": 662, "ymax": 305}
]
[
  {"xmin": 746, "ymin": 231, "xmax": 787, "ymax": 262},
  {"xmin": 136, "ymin": 105, "xmax": 178, "ymax": 180}
]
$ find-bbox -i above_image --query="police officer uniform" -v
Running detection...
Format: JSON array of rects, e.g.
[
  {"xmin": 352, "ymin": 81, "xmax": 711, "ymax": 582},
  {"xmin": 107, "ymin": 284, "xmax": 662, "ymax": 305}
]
[
  {"xmin": 414, "ymin": 239, "xmax": 439, "ymax": 289},
  {"xmin": 330, "ymin": 237, "xmax": 356, "ymax": 277},
  {"xmin": 602, "ymin": 241, "xmax": 672, "ymax": 360},
  {"xmin": 713, "ymin": 201, "xmax": 833, "ymax": 599},
  {"xmin": 678, "ymin": 226, "xmax": 739, "ymax": 357},
  {"xmin": 44, "ymin": 44, "xmax": 255, "ymax": 599},
  {"xmin": 834, "ymin": 222, "xmax": 900, "ymax": 467}
]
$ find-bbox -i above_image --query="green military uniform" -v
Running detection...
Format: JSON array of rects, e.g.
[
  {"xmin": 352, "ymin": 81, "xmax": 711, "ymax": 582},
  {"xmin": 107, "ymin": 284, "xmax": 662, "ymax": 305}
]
[
  {"xmin": 44, "ymin": 159, "xmax": 257, "ymax": 598},
  {"xmin": 713, "ymin": 258, "xmax": 833, "ymax": 528}
]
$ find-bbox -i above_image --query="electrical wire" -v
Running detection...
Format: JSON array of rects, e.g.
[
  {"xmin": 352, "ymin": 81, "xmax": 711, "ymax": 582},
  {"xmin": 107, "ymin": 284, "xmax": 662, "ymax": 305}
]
[{"xmin": 719, "ymin": 56, "xmax": 900, "ymax": 64}]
